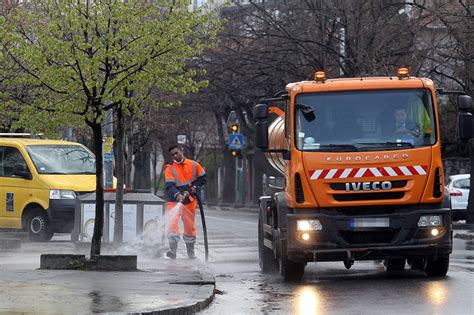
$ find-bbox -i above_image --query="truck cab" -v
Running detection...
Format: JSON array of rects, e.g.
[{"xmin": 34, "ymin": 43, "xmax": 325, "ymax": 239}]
[{"xmin": 254, "ymin": 69, "xmax": 473, "ymax": 281}]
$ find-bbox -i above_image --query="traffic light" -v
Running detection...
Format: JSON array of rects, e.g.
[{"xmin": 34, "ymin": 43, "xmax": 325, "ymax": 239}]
[
  {"xmin": 230, "ymin": 123, "xmax": 239, "ymax": 133},
  {"xmin": 230, "ymin": 149, "xmax": 241, "ymax": 158}
]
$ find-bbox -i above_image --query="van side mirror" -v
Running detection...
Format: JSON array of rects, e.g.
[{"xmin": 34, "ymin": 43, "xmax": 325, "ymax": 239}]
[
  {"xmin": 458, "ymin": 95, "xmax": 473, "ymax": 111},
  {"xmin": 13, "ymin": 164, "xmax": 32, "ymax": 180}
]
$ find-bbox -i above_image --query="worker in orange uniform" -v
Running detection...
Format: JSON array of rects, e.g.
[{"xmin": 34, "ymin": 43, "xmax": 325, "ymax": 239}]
[{"xmin": 164, "ymin": 145, "xmax": 206, "ymax": 259}]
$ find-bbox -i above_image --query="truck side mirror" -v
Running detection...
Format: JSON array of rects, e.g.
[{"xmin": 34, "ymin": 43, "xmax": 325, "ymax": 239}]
[
  {"xmin": 457, "ymin": 94, "xmax": 473, "ymax": 111},
  {"xmin": 255, "ymin": 120, "xmax": 269, "ymax": 150},
  {"xmin": 254, "ymin": 104, "xmax": 268, "ymax": 119},
  {"xmin": 254, "ymin": 104, "xmax": 269, "ymax": 150},
  {"xmin": 458, "ymin": 112, "xmax": 473, "ymax": 141}
]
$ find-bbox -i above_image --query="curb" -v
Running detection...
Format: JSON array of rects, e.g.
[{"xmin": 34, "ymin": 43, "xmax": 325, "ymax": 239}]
[{"xmin": 141, "ymin": 266, "xmax": 216, "ymax": 315}]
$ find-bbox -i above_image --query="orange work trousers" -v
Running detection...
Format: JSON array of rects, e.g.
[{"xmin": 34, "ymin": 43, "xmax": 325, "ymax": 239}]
[{"xmin": 166, "ymin": 200, "xmax": 197, "ymax": 244}]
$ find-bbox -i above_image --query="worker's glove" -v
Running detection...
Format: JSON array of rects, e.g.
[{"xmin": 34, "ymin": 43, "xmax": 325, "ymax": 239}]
[
  {"xmin": 190, "ymin": 186, "xmax": 198, "ymax": 194},
  {"xmin": 176, "ymin": 193, "xmax": 185, "ymax": 203}
]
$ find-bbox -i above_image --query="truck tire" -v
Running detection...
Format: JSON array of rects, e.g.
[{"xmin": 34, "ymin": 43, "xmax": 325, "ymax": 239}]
[
  {"xmin": 279, "ymin": 255, "xmax": 305, "ymax": 282},
  {"xmin": 27, "ymin": 209, "xmax": 54, "ymax": 242},
  {"xmin": 384, "ymin": 259, "xmax": 406, "ymax": 271},
  {"xmin": 425, "ymin": 256, "xmax": 449, "ymax": 277},
  {"xmin": 258, "ymin": 214, "xmax": 278, "ymax": 273}
]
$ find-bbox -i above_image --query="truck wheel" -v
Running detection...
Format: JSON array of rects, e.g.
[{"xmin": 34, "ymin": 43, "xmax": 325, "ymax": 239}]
[
  {"xmin": 384, "ymin": 259, "xmax": 406, "ymax": 271},
  {"xmin": 279, "ymin": 255, "xmax": 305, "ymax": 282},
  {"xmin": 258, "ymin": 215, "xmax": 278, "ymax": 273},
  {"xmin": 425, "ymin": 256, "xmax": 449, "ymax": 277},
  {"xmin": 27, "ymin": 210, "xmax": 54, "ymax": 242}
]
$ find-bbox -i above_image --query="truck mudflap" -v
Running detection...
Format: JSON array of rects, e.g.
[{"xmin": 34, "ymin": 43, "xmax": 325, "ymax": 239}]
[{"xmin": 286, "ymin": 209, "xmax": 452, "ymax": 262}]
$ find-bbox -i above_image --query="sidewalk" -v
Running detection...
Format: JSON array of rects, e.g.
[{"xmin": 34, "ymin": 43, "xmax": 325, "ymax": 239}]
[{"xmin": 0, "ymin": 240, "xmax": 215, "ymax": 314}]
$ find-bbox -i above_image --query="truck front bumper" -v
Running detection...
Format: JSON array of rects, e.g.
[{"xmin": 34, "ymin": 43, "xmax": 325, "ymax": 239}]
[{"xmin": 286, "ymin": 208, "xmax": 452, "ymax": 262}]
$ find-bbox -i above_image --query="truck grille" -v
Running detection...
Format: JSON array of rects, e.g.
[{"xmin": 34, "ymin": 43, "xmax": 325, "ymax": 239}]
[
  {"xmin": 330, "ymin": 180, "xmax": 407, "ymax": 190},
  {"xmin": 340, "ymin": 231, "xmax": 396, "ymax": 245},
  {"xmin": 333, "ymin": 192, "xmax": 405, "ymax": 201}
]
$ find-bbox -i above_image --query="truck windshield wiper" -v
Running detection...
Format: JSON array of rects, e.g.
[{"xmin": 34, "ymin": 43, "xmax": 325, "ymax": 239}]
[
  {"xmin": 356, "ymin": 142, "xmax": 414, "ymax": 148},
  {"xmin": 70, "ymin": 171, "xmax": 96, "ymax": 175},
  {"xmin": 306, "ymin": 144, "xmax": 359, "ymax": 152}
]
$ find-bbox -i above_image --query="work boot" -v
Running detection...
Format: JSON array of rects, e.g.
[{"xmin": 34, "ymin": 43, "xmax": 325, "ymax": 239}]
[
  {"xmin": 166, "ymin": 241, "xmax": 178, "ymax": 260},
  {"xmin": 186, "ymin": 243, "xmax": 196, "ymax": 259}
]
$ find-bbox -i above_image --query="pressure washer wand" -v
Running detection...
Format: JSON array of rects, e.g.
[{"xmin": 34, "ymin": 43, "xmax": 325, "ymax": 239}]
[{"xmin": 192, "ymin": 190, "xmax": 209, "ymax": 262}]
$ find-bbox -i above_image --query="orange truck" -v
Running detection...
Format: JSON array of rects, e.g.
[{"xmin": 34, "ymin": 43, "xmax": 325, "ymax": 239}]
[{"xmin": 254, "ymin": 69, "xmax": 473, "ymax": 281}]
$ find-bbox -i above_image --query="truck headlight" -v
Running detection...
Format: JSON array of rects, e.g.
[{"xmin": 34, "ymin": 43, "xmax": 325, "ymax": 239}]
[
  {"xmin": 50, "ymin": 190, "xmax": 76, "ymax": 200},
  {"xmin": 297, "ymin": 220, "xmax": 322, "ymax": 231},
  {"xmin": 418, "ymin": 215, "xmax": 442, "ymax": 227}
]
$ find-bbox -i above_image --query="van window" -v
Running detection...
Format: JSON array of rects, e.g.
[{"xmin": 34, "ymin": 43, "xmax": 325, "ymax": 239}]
[
  {"xmin": 0, "ymin": 146, "xmax": 29, "ymax": 177},
  {"xmin": 26, "ymin": 145, "xmax": 95, "ymax": 175}
]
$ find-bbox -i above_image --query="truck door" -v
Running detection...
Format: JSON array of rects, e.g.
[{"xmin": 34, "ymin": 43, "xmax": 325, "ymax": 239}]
[{"xmin": 0, "ymin": 146, "xmax": 31, "ymax": 228}]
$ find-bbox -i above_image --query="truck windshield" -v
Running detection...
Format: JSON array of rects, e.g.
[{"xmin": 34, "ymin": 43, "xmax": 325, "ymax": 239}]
[
  {"xmin": 295, "ymin": 89, "xmax": 436, "ymax": 151},
  {"xmin": 26, "ymin": 145, "xmax": 96, "ymax": 174}
]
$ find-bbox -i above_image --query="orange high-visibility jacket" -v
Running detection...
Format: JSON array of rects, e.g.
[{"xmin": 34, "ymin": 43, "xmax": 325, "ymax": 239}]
[{"xmin": 164, "ymin": 158, "xmax": 206, "ymax": 203}]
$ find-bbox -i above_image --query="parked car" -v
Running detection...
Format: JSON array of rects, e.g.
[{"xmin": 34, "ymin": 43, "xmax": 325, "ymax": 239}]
[{"xmin": 446, "ymin": 174, "xmax": 470, "ymax": 221}]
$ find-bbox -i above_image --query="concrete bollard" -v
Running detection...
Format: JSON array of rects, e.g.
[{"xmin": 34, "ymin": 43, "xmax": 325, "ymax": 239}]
[{"xmin": 93, "ymin": 255, "xmax": 138, "ymax": 271}]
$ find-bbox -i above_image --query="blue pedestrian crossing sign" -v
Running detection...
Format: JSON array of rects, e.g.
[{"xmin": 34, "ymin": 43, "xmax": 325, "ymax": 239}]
[{"xmin": 229, "ymin": 134, "xmax": 244, "ymax": 149}]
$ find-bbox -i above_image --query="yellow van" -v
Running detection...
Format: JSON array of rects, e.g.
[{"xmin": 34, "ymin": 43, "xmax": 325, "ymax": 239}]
[{"xmin": 0, "ymin": 135, "xmax": 96, "ymax": 241}]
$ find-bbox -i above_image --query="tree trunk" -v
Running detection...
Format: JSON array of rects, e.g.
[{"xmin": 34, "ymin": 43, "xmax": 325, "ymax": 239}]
[
  {"xmin": 133, "ymin": 133, "xmax": 152, "ymax": 190},
  {"xmin": 125, "ymin": 127, "xmax": 134, "ymax": 189},
  {"xmin": 151, "ymin": 141, "xmax": 158, "ymax": 194},
  {"xmin": 89, "ymin": 121, "xmax": 105, "ymax": 258},
  {"xmin": 213, "ymin": 112, "xmax": 236, "ymax": 203},
  {"xmin": 222, "ymin": 153, "xmax": 236, "ymax": 204},
  {"xmin": 113, "ymin": 108, "xmax": 125, "ymax": 244}
]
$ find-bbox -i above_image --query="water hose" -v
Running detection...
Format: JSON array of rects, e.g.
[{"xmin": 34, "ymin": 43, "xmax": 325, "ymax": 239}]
[{"xmin": 194, "ymin": 191, "xmax": 209, "ymax": 262}]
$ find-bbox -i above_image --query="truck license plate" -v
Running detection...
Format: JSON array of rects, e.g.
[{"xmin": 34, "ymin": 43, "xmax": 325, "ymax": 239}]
[{"xmin": 350, "ymin": 218, "xmax": 390, "ymax": 228}]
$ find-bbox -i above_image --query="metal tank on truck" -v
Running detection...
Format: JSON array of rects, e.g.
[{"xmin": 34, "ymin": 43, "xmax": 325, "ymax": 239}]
[{"xmin": 254, "ymin": 69, "xmax": 473, "ymax": 282}]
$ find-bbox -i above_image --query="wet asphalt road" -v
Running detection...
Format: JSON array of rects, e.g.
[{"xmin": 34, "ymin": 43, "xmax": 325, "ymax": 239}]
[{"xmin": 197, "ymin": 209, "xmax": 474, "ymax": 314}]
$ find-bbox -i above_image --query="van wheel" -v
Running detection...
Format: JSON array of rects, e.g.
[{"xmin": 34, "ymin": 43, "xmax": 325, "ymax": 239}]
[
  {"xmin": 27, "ymin": 210, "xmax": 54, "ymax": 242},
  {"xmin": 425, "ymin": 256, "xmax": 449, "ymax": 277}
]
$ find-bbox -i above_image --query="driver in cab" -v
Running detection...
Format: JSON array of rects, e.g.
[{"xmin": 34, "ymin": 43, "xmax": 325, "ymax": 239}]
[{"xmin": 392, "ymin": 107, "xmax": 420, "ymax": 138}]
